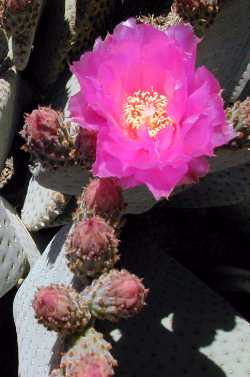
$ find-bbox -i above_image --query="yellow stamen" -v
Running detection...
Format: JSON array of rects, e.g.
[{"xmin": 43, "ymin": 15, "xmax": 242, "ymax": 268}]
[{"xmin": 123, "ymin": 90, "xmax": 174, "ymax": 138}]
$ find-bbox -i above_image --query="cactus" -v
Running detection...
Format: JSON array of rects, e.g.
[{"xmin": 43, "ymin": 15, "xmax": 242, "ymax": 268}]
[
  {"xmin": 66, "ymin": 216, "xmax": 119, "ymax": 279},
  {"xmin": 77, "ymin": 178, "xmax": 124, "ymax": 222},
  {"xmin": 0, "ymin": 156, "xmax": 14, "ymax": 188},
  {"xmin": 1, "ymin": 0, "xmax": 44, "ymax": 70},
  {"xmin": 173, "ymin": 0, "xmax": 223, "ymax": 36},
  {"xmin": 14, "ymin": 223, "xmax": 250, "ymax": 377},
  {"xmin": 227, "ymin": 97, "xmax": 250, "ymax": 147},
  {"xmin": 0, "ymin": 26, "xmax": 8, "ymax": 64},
  {"xmin": 21, "ymin": 106, "xmax": 93, "ymax": 195},
  {"xmin": 83, "ymin": 269, "xmax": 148, "ymax": 322},
  {"xmin": 197, "ymin": 0, "xmax": 250, "ymax": 102},
  {"xmin": 27, "ymin": 0, "xmax": 115, "ymax": 90},
  {"xmin": 33, "ymin": 284, "xmax": 91, "ymax": 334},
  {"xmin": 137, "ymin": 8, "xmax": 183, "ymax": 31},
  {"xmin": 21, "ymin": 177, "xmax": 71, "ymax": 231},
  {"xmin": 168, "ymin": 98, "xmax": 250, "ymax": 208},
  {"xmin": 0, "ymin": 196, "xmax": 40, "ymax": 298},
  {"xmin": 0, "ymin": 68, "xmax": 18, "ymax": 172},
  {"xmin": 59, "ymin": 328, "xmax": 117, "ymax": 377},
  {"xmin": 3, "ymin": 2, "xmax": 250, "ymax": 377}
]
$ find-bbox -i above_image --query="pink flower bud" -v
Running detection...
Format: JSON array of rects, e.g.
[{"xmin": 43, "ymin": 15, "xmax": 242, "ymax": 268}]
[
  {"xmin": 84, "ymin": 178, "xmax": 124, "ymax": 219},
  {"xmin": 66, "ymin": 354, "xmax": 114, "ymax": 377},
  {"xmin": 66, "ymin": 216, "xmax": 119, "ymax": 278},
  {"xmin": 23, "ymin": 106, "xmax": 60, "ymax": 143},
  {"xmin": 21, "ymin": 106, "xmax": 78, "ymax": 163},
  {"xmin": 84, "ymin": 269, "xmax": 148, "ymax": 321},
  {"xmin": 32, "ymin": 284, "xmax": 91, "ymax": 333}
]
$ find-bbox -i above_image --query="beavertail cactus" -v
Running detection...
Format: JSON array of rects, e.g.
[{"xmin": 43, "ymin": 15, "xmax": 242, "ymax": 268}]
[
  {"xmin": 197, "ymin": 0, "xmax": 250, "ymax": 102},
  {"xmin": 0, "ymin": 26, "xmax": 8, "ymax": 63},
  {"xmin": 28, "ymin": 0, "xmax": 115, "ymax": 89},
  {"xmin": 0, "ymin": 69, "xmax": 18, "ymax": 173},
  {"xmin": 60, "ymin": 328, "xmax": 117, "ymax": 377},
  {"xmin": 0, "ymin": 196, "xmax": 40, "ymax": 297},
  {"xmin": 21, "ymin": 177, "xmax": 71, "ymax": 231},
  {"xmin": 84, "ymin": 269, "xmax": 148, "ymax": 321},
  {"xmin": 173, "ymin": 0, "xmax": 223, "ymax": 35},
  {"xmin": 66, "ymin": 216, "xmax": 119, "ymax": 278},
  {"xmin": 1, "ymin": 0, "xmax": 44, "ymax": 70},
  {"xmin": 33, "ymin": 284, "xmax": 91, "ymax": 334},
  {"xmin": 0, "ymin": 157, "xmax": 14, "ymax": 188},
  {"xmin": 227, "ymin": 97, "xmax": 250, "ymax": 147},
  {"xmin": 78, "ymin": 178, "xmax": 124, "ymax": 221}
]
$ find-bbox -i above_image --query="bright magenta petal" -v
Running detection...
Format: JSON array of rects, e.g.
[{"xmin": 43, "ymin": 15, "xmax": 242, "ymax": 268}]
[{"xmin": 69, "ymin": 19, "xmax": 235, "ymax": 199}]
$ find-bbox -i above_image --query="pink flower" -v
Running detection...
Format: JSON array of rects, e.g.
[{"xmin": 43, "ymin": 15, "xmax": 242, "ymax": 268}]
[{"xmin": 69, "ymin": 19, "xmax": 235, "ymax": 199}]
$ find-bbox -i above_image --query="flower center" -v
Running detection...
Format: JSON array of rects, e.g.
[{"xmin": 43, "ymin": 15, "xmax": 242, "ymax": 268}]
[{"xmin": 123, "ymin": 90, "xmax": 174, "ymax": 138}]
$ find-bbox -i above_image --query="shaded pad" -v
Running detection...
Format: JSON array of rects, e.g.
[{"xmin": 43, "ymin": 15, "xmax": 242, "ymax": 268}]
[
  {"xmin": 197, "ymin": 0, "xmax": 250, "ymax": 102},
  {"xmin": 14, "ymin": 224, "xmax": 250, "ymax": 377},
  {"xmin": 0, "ymin": 197, "xmax": 40, "ymax": 298},
  {"xmin": 168, "ymin": 163, "xmax": 250, "ymax": 208}
]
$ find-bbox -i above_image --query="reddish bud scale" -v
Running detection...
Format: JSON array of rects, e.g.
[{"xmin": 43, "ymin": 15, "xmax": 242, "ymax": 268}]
[
  {"xmin": 66, "ymin": 216, "xmax": 119, "ymax": 278},
  {"xmin": 32, "ymin": 284, "xmax": 91, "ymax": 334},
  {"xmin": 83, "ymin": 269, "xmax": 149, "ymax": 322}
]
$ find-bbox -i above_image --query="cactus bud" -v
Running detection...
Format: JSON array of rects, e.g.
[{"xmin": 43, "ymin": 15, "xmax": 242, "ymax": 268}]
[
  {"xmin": 21, "ymin": 107, "xmax": 78, "ymax": 164},
  {"xmin": 83, "ymin": 178, "xmax": 124, "ymax": 220},
  {"xmin": 84, "ymin": 269, "xmax": 148, "ymax": 321},
  {"xmin": 173, "ymin": 0, "xmax": 223, "ymax": 35},
  {"xmin": 32, "ymin": 284, "xmax": 91, "ymax": 333},
  {"xmin": 227, "ymin": 97, "xmax": 250, "ymax": 147},
  {"xmin": 65, "ymin": 354, "xmax": 114, "ymax": 377},
  {"xmin": 66, "ymin": 216, "xmax": 119, "ymax": 278},
  {"xmin": 61, "ymin": 328, "xmax": 117, "ymax": 377}
]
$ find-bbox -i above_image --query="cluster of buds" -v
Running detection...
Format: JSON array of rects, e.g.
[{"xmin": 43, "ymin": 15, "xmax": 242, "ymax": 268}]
[
  {"xmin": 20, "ymin": 106, "xmax": 96, "ymax": 169},
  {"xmin": 66, "ymin": 177, "xmax": 125, "ymax": 279},
  {"xmin": 32, "ymin": 174, "xmax": 148, "ymax": 377},
  {"xmin": 33, "ymin": 271, "xmax": 148, "ymax": 331},
  {"xmin": 29, "ymin": 106, "xmax": 148, "ymax": 377},
  {"xmin": 227, "ymin": 97, "xmax": 250, "ymax": 148}
]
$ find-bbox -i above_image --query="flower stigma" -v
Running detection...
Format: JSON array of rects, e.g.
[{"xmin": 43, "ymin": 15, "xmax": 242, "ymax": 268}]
[{"xmin": 123, "ymin": 90, "xmax": 174, "ymax": 138}]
